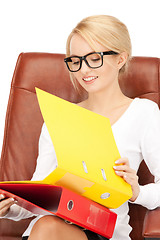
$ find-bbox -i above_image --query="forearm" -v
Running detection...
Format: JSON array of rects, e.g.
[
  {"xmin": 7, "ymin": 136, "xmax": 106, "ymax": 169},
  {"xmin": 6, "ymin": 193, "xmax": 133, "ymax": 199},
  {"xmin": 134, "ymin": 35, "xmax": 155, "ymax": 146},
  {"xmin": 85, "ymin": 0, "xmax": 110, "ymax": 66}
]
[
  {"xmin": 1, "ymin": 123, "xmax": 56, "ymax": 221},
  {"xmin": 132, "ymin": 183, "xmax": 160, "ymax": 210}
]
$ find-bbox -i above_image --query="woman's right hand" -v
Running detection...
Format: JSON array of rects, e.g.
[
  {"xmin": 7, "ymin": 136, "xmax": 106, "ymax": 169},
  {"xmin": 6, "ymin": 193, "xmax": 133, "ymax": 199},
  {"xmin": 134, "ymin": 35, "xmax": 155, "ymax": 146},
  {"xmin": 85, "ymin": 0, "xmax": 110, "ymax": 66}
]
[{"xmin": 0, "ymin": 194, "xmax": 15, "ymax": 217}]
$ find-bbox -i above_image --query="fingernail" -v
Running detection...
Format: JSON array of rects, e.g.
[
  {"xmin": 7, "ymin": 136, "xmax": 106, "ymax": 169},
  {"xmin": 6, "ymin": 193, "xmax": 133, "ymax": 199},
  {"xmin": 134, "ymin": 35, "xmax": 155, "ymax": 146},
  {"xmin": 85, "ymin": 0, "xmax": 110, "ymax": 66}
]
[
  {"xmin": 10, "ymin": 198, "xmax": 18, "ymax": 203},
  {"xmin": 113, "ymin": 166, "xmax": 117, "ymax": 169},
  {"xmin": 115, "ymin": 171, "xmax": 119, "ymax": 175},
  {"xmin": 115, "ymin": 160, "xmax": 120, "ymax": 164},
  {"xmin": 0, "ymin": 194, "xmax": 5, "ymax": 198}
]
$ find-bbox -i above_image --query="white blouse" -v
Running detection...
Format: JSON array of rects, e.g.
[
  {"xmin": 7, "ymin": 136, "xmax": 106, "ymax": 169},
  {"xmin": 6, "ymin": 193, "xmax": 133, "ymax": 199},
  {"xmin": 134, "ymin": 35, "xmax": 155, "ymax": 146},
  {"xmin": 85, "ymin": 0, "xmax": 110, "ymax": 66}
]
[{"xmin": 3, "ymin": 98, "xmax": 160, "ymax": 240}]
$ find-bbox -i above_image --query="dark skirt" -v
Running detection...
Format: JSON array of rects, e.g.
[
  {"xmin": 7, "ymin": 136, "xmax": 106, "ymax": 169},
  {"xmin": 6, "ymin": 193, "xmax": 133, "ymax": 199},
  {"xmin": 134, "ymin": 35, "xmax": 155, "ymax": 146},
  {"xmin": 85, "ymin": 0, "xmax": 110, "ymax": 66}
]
[{"xmin": 22, "ymin": 230, "xmax": 109, "ymax": 240}]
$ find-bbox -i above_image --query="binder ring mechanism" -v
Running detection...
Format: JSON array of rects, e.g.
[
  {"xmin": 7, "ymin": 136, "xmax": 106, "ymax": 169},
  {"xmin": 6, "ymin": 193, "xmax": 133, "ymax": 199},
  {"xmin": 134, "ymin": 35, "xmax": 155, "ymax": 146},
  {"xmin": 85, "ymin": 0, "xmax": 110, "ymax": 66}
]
[
  {"xmin": 82, "ymin": 161, "xmax": 111, "ymax": 200},
  {"xmin": 82, "ymin": 162, "xmax": 107, "ymax": 181},
  {"xmin": 100, "ymin": 169, "xmax": 110, "ymax": 199},
  {"xmin": 67, "ymin": 200, "xmax": 74, "ymax": 211}
]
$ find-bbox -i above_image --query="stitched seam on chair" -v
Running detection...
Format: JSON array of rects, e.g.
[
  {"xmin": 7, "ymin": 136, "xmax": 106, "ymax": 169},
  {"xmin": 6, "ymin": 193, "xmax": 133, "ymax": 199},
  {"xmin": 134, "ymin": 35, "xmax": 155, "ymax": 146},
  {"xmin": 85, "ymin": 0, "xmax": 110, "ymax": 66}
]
[
  {"xmin": 140, "ymin": 58, "xmax": 160, "ymax": 102},
  {"xmin": 0, "ymin": 54, "xmax": 24, "ymax": 178},
  {"xmin": 0, "ymin": 87, "xmax": 36, "ymax": 179},
  {"xmin": 0, "ymin": 87, "xmax": 36, "ymax": 172},
  {"xmin": 140, "ymin": 92, "xmax": 159, "ymax": 94},
  {"xmin": 12, "ymin": 85, "xmax": 36, "ymax": 94},
  {"xmin": 0, "ymin": 86, "xmax": 14, "ymax": 178},
  {"xmin": 11, "ymin": 53, "xmax": 23, "ymax": 88},
  {"xmin": 138, "ymin": 92, "xmax": 159, "ymax": 96}
]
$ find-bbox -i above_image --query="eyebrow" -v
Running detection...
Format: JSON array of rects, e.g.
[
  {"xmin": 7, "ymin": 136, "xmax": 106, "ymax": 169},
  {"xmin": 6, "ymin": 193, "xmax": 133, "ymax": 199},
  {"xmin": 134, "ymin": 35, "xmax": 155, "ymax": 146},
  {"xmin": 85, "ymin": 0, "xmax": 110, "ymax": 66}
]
[{"xmin": 69, "ymin": 51, "xmax": 96, "ymax": 58}]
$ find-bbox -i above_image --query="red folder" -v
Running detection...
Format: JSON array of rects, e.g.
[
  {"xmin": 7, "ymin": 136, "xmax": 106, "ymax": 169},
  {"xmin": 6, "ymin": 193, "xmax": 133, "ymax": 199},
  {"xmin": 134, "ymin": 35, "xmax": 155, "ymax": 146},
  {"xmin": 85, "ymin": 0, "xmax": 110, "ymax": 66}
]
[{"xmin": 0, "ymin": 183, "xmax": 117, "ymax": 239}]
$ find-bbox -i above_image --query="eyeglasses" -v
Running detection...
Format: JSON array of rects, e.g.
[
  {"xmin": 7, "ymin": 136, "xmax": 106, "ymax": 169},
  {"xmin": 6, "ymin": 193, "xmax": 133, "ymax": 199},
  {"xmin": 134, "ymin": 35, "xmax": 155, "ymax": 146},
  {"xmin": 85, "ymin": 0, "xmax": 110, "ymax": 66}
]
[{"xmin": 64, "ymin": 51, "xmax": 118, "ymax": 72}]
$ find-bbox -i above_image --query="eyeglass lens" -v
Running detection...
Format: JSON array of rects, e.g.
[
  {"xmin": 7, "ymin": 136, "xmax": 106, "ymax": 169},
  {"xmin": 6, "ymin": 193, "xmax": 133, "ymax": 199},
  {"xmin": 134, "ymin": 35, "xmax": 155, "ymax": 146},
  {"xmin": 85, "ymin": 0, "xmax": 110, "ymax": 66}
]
[{"xmin": 67, "ymin": 53, "xmax": 102, "ymax": 72}]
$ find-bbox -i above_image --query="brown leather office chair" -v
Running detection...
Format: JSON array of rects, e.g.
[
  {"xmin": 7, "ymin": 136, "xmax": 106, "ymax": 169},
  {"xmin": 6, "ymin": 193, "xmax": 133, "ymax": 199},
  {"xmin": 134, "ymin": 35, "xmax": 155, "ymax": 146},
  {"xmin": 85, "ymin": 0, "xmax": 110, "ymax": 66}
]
[{"xmin": 0, "ymin": 53, "xmax": 160, "ymax": 240}]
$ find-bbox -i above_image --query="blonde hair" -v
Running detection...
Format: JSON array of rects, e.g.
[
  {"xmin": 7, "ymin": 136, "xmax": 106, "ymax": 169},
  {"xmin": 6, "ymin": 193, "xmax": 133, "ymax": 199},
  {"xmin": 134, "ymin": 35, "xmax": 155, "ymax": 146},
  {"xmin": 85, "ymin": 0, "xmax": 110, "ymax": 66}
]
[{"xmin": 66, "ymin": 15, "xmax": 132, "ymax": 91}]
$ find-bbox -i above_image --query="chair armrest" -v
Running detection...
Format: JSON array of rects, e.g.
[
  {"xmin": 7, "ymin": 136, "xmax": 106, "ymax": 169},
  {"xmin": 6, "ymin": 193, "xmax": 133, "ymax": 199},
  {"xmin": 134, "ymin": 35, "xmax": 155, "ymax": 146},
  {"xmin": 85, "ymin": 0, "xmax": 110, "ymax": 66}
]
[{"xmin": 143, "ymin": 208, "xmax": 160, "ymax": 238}]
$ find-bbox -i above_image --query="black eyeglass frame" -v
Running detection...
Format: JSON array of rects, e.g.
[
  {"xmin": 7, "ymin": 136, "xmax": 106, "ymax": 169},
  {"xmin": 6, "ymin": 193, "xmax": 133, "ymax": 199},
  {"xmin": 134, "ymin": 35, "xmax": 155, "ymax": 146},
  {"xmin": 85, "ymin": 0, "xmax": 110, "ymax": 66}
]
[{"xmin": 64, "ymin": 51, "xmax": 118, "ymax": 72}]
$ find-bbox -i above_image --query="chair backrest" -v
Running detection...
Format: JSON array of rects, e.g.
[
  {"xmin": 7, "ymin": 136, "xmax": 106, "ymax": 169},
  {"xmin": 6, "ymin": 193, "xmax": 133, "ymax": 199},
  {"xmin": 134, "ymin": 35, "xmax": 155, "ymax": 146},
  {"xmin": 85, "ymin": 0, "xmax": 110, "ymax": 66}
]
[{"xmin": 0, "ymin": 53, "xmax": 159, "ymax": 240}]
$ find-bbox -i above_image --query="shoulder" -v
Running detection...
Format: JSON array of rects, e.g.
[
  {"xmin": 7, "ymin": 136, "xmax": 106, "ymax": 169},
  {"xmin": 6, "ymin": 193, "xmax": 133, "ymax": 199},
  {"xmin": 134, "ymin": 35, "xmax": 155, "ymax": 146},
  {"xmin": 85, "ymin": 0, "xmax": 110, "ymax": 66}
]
[
  {"xmin": 133, "ymin": 98, "xmax": 159, "ymax": 115},
  {"xmin": 131, "ymin": 98, "xmax": 160, "ymax": 132},
  {"xmin": 134, "ymin": 97, "xmax": 158, "ymax": 108}
]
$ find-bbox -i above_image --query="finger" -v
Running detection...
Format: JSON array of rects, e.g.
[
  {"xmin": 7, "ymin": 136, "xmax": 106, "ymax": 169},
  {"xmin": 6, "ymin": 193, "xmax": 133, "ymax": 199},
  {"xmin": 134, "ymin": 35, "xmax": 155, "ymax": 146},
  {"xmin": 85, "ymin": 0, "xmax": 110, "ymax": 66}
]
[
  {"xmin": 0, "ymin": 198, "xmax": 15, "ymax": 210},
  {"xmin": 115, "ymin": 171, "xmax": 130, "ymax": 184},
  {"xmin": 0, "ymin": 194, "xmax": 5, "ymax": 200},
  {"xmin": 0, "ymin": 205, "xmax": 11, "ymax": 217},
  {"xmin": 0, "ymin": 198, "xmax": 16, "ymax": 217},
  {"xmin": 115, "ymin": 171, "xmax": 138, "ymax": 184},
  {"xmin": 124, "ymin": 173, "xmax": 139, "ymax": 185},
  {"xmin": 115, "ymin": 170, "xmax": 126, "ymax": 177},
  {"xmin": 113, "ymin": 165, "xmax": 135, "ymax": 173},
  {"xmin": 115, "ymin": 158, "xmax": 130, "ymax": 166},
  {"xmin": 114, "ymin": 170, "xmax": 129, "ymax": 179}
]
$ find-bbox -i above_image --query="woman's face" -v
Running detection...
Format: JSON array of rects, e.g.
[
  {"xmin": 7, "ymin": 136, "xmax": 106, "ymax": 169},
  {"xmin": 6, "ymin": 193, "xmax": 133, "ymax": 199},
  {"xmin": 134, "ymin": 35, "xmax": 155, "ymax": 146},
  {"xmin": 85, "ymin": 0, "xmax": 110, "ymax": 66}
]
[{"xmin": 69, "ymin": 34, "xmax": 125, "ymax": 94}]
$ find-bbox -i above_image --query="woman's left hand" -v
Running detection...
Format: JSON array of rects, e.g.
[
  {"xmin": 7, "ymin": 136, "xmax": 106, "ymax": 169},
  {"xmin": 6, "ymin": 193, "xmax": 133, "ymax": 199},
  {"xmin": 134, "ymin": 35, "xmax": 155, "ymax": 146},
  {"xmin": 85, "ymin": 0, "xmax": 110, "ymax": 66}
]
[{"xmin": 113, "ymin": 158, "xmax": 140, "ymax": 202}]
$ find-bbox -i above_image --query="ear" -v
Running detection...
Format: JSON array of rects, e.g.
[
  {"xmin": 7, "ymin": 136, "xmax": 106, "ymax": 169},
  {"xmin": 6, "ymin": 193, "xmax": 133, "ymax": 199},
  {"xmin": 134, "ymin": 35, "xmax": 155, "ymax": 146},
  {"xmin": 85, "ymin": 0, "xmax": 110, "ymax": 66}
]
[{"xmin": 117, "ymin": 52, "xmax": 128, "ymax": 71}]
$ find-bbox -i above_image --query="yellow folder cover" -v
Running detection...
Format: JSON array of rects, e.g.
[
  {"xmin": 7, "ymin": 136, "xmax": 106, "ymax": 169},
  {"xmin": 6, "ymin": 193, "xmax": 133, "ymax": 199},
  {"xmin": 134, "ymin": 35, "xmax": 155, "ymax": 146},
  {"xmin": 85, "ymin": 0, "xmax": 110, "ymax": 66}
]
[{"xmin": 35, "ymin": 88, "xmax": 132, "ymax": 208}]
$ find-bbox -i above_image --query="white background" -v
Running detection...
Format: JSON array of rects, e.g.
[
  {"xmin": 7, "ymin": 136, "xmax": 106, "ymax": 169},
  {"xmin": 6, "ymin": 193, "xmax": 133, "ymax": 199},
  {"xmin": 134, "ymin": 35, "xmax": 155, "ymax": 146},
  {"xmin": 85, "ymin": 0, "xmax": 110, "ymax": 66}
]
[{"xmin": 0, "ymin": 0, "xmax": 160, "ymax": 155}]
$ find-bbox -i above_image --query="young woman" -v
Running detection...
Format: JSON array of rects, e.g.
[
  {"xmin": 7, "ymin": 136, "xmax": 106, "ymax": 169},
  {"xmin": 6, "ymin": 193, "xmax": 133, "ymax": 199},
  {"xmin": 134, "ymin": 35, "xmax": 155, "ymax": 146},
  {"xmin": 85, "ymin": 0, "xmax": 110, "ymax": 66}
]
[{"xmin": 0, "ymin": 15, "xmax": 160, "ymax": 240}]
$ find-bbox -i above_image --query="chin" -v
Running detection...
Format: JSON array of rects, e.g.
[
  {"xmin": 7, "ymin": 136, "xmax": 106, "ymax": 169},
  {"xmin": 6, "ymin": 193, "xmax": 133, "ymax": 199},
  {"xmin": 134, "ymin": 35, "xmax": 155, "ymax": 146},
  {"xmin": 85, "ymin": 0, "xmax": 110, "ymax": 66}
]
[{"xmin": 83, "ymin": 86, "xmax": 104, "ymax": 94}]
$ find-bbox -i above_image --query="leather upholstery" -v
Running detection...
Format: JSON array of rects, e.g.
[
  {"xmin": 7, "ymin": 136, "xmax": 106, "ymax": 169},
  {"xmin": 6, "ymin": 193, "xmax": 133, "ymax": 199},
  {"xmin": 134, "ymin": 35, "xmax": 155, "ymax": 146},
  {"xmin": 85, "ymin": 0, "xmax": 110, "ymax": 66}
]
[{"xmin": 0, "ymin": 53, "xmax": 159, "ymax": 240}]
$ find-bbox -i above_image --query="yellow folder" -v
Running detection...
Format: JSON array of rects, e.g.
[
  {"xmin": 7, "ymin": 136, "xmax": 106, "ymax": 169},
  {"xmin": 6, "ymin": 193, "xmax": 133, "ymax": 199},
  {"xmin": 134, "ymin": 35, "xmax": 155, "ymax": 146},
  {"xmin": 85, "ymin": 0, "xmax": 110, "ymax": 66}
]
[{"xmin": 35, "ymin": 88, "xmax": 132, "ymax": 209}]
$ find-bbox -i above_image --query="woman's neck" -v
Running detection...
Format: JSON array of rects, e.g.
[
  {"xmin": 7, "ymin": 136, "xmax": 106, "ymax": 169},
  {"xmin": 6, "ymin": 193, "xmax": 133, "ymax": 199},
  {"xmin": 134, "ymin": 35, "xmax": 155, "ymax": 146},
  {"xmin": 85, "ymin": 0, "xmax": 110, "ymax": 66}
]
[{"xmin": 83, "ymin": 85, "xmax": 128, "ymax": 115}]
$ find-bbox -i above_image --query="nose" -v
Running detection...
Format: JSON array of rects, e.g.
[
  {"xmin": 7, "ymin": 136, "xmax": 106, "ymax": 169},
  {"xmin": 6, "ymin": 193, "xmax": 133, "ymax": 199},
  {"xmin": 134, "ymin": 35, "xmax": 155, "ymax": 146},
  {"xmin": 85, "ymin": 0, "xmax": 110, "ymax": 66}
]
[{"xmin": 80, "ymin": 59, "xmax": 91, "ymax": 74}]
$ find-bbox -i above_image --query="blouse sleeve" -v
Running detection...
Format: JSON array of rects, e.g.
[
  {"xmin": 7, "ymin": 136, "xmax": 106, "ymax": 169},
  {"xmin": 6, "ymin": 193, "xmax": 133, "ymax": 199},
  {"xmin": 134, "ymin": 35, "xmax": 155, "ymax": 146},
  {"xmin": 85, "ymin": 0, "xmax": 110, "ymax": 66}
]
[
  {"xmin": 133, "ymin": 103, "xmax": 160, "ymax": 209},
  {"xmin": 31, "ymin": 123, "xmax": 58, "ymax": 181},
  {"xmin": 2, "ymin": 123, "xmax": 58, "ymax": 221}
]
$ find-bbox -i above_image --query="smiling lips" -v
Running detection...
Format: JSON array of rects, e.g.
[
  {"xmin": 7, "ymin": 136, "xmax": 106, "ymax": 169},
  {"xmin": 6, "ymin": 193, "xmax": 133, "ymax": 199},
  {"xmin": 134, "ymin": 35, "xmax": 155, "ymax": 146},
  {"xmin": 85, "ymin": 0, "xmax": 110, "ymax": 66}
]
[{"xmin": 82, "ymin": 76, "xmax": 98, "ymax": 83}]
